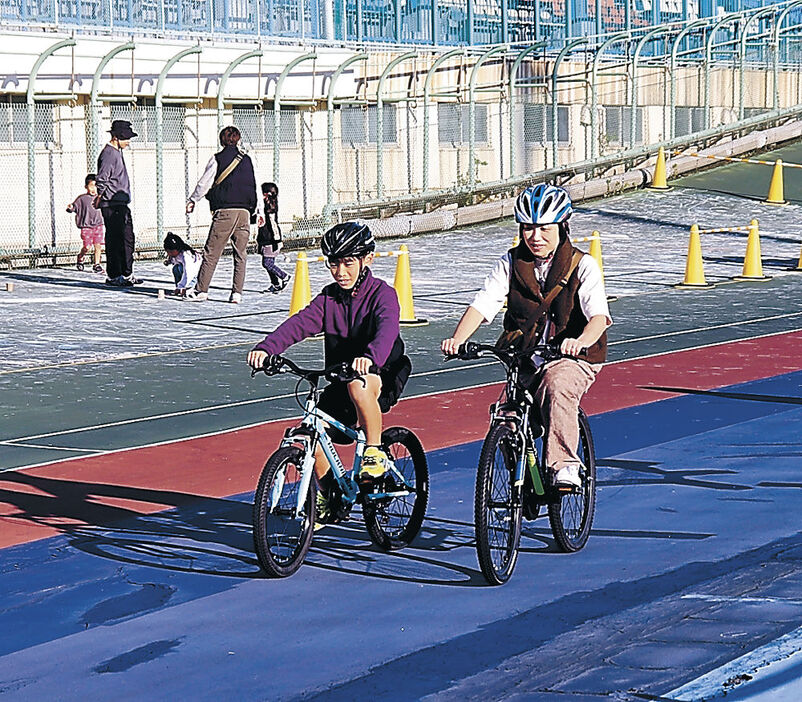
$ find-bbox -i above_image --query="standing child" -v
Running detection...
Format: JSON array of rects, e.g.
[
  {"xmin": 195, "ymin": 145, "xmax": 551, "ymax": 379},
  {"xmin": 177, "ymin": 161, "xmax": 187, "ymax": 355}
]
[
  {"xmin": 163, "ymin": 232, "xmax": 203, "ymax": 297},
  {"xmin": 66, "ymin": 174, "xmax": 105, "ymax": 273},
  {"xmin": 257, "ymin": 182, "xmax": 290, "ymax": 293}
]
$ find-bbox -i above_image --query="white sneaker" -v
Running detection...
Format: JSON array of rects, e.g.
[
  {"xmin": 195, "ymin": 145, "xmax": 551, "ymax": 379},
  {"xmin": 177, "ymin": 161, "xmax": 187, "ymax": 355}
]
[
  {"xmin": 229, "ymin": 292, "xmax": 242, "ymax": 304},
  {"xmin": 185, "ymin": 290, "xmax": 208, "ymax": 301},
  {"xmin": 554, "ymin": 465, "xmax": 581, "ymax": 489}
]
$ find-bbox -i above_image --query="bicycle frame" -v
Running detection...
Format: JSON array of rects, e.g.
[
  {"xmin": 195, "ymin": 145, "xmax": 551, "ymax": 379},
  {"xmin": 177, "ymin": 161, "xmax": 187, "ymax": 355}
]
[{"xmin": 277, "ymin": 385, "xmax": 415, "ymax": 518}]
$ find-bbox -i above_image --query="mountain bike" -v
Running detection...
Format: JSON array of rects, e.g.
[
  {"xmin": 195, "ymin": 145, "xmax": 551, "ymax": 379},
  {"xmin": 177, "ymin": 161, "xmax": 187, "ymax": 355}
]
[
  {"xmin": 251, "ymin": 355, "xmax": 429, "ymax": 578},
  {"xmin": 448, "ymin": 342, "xmax": 596, "ymax": 585}
]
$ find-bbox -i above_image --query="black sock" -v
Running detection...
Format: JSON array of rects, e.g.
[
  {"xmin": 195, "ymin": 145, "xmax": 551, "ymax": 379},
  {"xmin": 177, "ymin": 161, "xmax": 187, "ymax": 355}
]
[{"xmin": 317, "ymin": 470, "xmax": 335, "ymax": 494}]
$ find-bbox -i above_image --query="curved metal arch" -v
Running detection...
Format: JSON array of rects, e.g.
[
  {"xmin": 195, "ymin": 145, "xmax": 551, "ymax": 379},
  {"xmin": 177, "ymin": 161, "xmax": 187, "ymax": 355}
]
[
  {"xmin": 326, "ymin": 53, "xmax": 368, "ymax": 216},
  {"xmin": 377, "ymin": 50, "xmax": 416, "ymax": 199},
  {"xmin": 156, "ymin": 46, "xmax": 202, "ymax": 239},
  {"xmin": 773, "ymin": 0, "xmax": 802, "ymax": 109},
  {"xmin": 669, "ymin": 19, "xmax": 710, "ymax": 139},
  {"xmin": 468, "ymin": 44, "xmax": 508, "ymax": 190},
  {"xmin": 551, "ymin": 37, "xmax": 590, "ymax": 169},
  {"xmin": 216, "ymin": 49, "xmax": 264, "ymax": 133},
  {"xmin": 422, "ymin": 47, "xmax": 466, "ymax": 191},
  {"xmin": 590, "ymin": 31, "xmax": 631, "ymax": 160},
  {"xmin": 739, "ymin": 6, "xmax": 776, "ymax": 119},
  {"xmin": 273, "ymin": 52, "xmax": 316, "ymax": 183},
  {"xmin": 631, "ymin": 25, "xmax": 673, "ymax": 149},
  {"xmin": 27, "ymin": 38, "xmax": 76, "ymax": 250},
  {"xmin": 508, "ymin": 41, "xmax": 547, "ymax": 178},
  {"xmin": 88, "ymin": 41, "xmax": 136, "ymax": 170},
  {"xmin": 704, "ymin": 10, "xmax": 745, "ymax": 129}
]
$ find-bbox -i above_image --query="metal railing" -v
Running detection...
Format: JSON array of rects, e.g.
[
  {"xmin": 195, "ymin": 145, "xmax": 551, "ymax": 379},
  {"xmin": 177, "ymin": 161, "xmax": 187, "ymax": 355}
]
[{"xmin": 3, "ymin": 2, "xmax": 802, "ymax": 262}]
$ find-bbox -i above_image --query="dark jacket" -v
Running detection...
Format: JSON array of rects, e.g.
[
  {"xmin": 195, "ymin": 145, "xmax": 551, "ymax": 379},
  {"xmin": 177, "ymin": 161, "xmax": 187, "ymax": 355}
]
[
  {"xmin": 205, "ymin": 145, "xmax": 257, "ymax": 213},
  {"xmin": 502, "ymin": 237, "xmax": 607, "ymax": 364}
]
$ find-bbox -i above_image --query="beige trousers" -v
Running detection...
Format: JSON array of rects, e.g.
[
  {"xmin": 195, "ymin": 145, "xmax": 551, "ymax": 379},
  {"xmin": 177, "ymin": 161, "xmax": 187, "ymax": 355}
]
[
  {"xmin": 195, "ymin": 208, "xmax": 250, "ymax": 294},
  {"xmin": 533, "ymin": 358, "xmax": 600, "ymax": 474}
]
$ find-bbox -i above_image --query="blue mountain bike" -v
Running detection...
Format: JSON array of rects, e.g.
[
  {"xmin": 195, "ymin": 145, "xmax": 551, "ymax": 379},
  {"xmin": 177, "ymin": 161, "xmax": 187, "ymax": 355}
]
[{"xmin": 252, "ymin": 355, "xmax": 429, "ymax": 578}]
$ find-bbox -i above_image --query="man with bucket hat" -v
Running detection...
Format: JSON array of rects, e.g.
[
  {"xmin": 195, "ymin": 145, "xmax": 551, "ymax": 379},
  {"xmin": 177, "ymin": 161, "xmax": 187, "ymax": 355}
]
[{"xmin": 95, "ymin": 119, "xmax": 141, "ymax": 287}]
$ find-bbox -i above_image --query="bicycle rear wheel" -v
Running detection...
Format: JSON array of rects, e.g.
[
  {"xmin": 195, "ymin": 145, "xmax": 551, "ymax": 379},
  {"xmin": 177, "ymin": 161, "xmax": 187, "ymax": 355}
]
[
  {"xmin": 363, "ymin": 427, "xmax": 429, "ymax": 551},
  {"xmin": 547, "ymin": 410, "xmax": 596, "ymax": 552},
  {"xmin": 474, "ymin": 423, "xmax": 523, "ymax": 586},
  {"xmin": 253, "ymin": 446, "xmax": 316, "ymax": 578}
]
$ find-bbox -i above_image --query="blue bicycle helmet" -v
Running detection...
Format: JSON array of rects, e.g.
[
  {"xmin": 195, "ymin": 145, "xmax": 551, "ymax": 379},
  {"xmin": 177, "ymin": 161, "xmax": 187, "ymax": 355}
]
[
  {"xmin": 514, "ymin": 184, "xmax": 573, "ymax": 225},
  {"xmin": 321, "ymin": 221, "xmax": 375, "ymax": 260}
]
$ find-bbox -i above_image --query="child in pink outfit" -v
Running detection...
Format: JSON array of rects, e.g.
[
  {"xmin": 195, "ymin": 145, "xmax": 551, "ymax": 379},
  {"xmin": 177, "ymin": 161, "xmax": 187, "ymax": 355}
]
[{"xmin": 67, "ymin": 174, "xmax": 105, "ymax": 273}]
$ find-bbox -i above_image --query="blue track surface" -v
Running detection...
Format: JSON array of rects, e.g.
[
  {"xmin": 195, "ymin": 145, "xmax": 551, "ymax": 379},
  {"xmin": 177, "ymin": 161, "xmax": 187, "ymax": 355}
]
[{"xmin": 2, "ymin": 369, "xmax": 801, "ymax": 699}]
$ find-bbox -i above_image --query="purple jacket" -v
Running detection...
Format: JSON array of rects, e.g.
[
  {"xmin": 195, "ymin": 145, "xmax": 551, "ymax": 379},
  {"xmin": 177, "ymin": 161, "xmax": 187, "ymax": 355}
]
[{"xmin": 254, "ymin": 269, "xmax": 403, "ymax": 369}]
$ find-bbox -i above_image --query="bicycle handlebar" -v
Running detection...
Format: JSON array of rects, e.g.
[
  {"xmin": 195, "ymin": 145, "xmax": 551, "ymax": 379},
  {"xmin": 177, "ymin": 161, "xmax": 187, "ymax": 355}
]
[
  {"xmin": 252, "ymin": 354, "xmax": 378, "ymax": 385},
  {"xmin": 444, "ymin": 341, "xmax": 586, "ymax": 365}
]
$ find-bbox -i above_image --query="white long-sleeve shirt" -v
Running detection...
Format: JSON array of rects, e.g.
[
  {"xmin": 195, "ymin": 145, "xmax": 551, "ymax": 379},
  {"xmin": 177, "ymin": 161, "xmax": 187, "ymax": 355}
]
[
  {"xmin": 168, "ymin": 250, "xmax": 203, "ymax": 290},
  {"xmin": 471, "ymin": 251, "xmax": 612, "ymax": 363}
]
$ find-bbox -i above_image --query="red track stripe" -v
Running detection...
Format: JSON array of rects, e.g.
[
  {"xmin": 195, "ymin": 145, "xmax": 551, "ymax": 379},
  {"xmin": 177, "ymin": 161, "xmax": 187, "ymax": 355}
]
[{"xmin": 2, "ymin": 329, "xmax": 801, "ymax": 549}]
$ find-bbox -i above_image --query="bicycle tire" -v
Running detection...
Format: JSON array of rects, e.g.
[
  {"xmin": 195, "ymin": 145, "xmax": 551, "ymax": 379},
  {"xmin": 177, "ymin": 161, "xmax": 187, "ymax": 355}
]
[
  {"xmin": 363, "ymin": 427, "xmax": 429, "ymax": 551},
  {"xmin": 253, "ymin": 446, "xmax": 316, "ymax": 578},
  {"xmin": 547, "ymin": 410, "xmax": 596, "ymax": 553},
  {"xmin": 474, "ymin": 422, "xmax": 523, "ymax": 586}
]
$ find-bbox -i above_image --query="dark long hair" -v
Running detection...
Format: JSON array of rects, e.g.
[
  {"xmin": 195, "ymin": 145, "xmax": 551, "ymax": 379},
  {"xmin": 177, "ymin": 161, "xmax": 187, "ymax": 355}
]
[{"xmin": 163, "ymin": 232, "xmax": 196, "ymax": 255}]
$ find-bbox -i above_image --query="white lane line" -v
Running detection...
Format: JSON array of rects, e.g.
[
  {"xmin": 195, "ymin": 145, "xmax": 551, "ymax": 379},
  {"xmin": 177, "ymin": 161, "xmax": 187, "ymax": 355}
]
[
  {"xmin": 681, "ymin": 594, "xmax": 802, "ymax": 605},
  {"xmin": 2, "ymin": 326, "xmax": 801, "ymax": 473},
  {"xmin": 667, "ymin": 624, "xmax": 802, "ymax": 701},
  {"xmin": 0, "ymin": 442, "xmax": 104, "ymax": 453},
  {"xmin": 1, "ymin": 365, "xmax": 497, "ymax": 444},
  {"xmin": 0, "ymin": 380, "xmax": 504, "ymax": 475},
  {"xmin": 609, "ymin": 311, "xmax": 802, "ymax": 346}
]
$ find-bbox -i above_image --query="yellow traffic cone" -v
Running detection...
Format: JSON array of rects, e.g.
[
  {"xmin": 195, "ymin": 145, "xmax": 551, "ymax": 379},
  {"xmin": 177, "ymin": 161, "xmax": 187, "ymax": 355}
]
[
  {"xmin": 675, "ymin": 224, "xmax": 713, "ymax": 288},
  {"xmin": 734, "ymin": 219, "xmax": 771, "ymax": 281},
  {"xmin": 765, "ymin": 159, "xmax": 787, "ymax": 205},
  {"xmin": 393, "ymin": 245, "xmax": 427, "ymax": 326},
  {"xmin": 589, "ymin": 230, "xmax": 604, "ymax": 278},
  {"xmin": 288, "ymin": 250, "xmax": 312, "ymax": 316},
  {"xmin": 649, "ymin": 146, "xmax": 671, "ymax": 191}
]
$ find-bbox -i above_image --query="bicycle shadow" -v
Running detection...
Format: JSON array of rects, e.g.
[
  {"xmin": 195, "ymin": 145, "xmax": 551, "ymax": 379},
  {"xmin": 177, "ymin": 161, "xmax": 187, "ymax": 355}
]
[
  {"xmin": 0, "ymin": 471, "xmax": 489, "ymax": 586},
  {"xmin": 0, "ymin": 472, "xmax": 261, "ymax": 578}
]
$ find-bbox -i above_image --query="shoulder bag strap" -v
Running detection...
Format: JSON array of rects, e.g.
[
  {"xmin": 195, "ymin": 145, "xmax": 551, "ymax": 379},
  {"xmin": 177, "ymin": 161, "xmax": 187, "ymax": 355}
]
[{"xmin": 213, "ymin": 154, "xmax": 243, "ymax": 188}]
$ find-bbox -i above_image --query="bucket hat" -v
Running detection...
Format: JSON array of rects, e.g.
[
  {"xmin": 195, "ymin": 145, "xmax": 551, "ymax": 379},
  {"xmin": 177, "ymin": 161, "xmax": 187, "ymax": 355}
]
[{"xmin": 109, "ymin": 120, "xmax": 138, "ymax": 139}]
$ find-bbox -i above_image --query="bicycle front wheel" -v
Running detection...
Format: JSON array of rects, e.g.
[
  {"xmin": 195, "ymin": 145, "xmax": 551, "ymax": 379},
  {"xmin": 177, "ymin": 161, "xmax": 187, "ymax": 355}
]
[
  {"xmin": 547, "ymin": 410, "xmax": 596, "ymax": 552},
  {"xmin": 475, "ymin": 423, "xmax": 523, "ymax": 586},
  {"xmin": 364, "ymin": 427, "xmax": 429, "ymax": 551},
  {"xmin": 253, "ymin": 446, "xmax": 316, "ymax": 578}
]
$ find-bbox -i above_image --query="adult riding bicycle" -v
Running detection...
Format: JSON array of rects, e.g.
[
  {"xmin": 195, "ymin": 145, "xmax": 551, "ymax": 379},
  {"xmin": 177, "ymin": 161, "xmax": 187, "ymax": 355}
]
[
  {"xmin": 447, "ymin": 341, "xmax": 596, "ymax": 586},
  {"xmin": 251, "ymin": 354, "xmax": 429, "ymax": 578}
]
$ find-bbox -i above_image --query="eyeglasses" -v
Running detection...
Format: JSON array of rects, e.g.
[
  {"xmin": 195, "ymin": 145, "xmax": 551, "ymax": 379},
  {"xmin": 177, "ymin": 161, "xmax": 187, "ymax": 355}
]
[{"xmin": 326, "ymin": 257, "xmax": 360, "ymax": 269}]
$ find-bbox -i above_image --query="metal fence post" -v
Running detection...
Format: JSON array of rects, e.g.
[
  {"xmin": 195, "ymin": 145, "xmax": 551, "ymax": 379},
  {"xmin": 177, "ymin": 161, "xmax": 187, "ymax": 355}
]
[
  {"xmin": 89, "ymin": 41, "xmax": 135, "ymax": 171},
  {"xmin": 274, "ymin": 52, "xmax": 316, "ymax": 183},
  {"xmin": 156, "ymin": 46, "xmax": 202, "ymax": 241},
  {"xmin": 509, "ymin": 42, "xmax": 546, "ymax": 179},
  {"xmin": 739, "ymin": 7, "xmax": 774, "ymax": 119},
  {"xmin": 377, "ymin": 51, "xmax": 416, "ymax": 200},
  {"xmin": 423, "ymin": 48, "xmax": 465, "ymax": 191},
  {"xmin": 326, "ymin": 53, "xmax": 368, "ymax": 217},
  {"xmin": 590, "ymin": 31, "xmax": 629, "ymax": 160},
  {"xmin": 772, "ymin": 3, "xmax": 802, "ymax": 110},
  {"xmin": 216, "ymin": 49, "xmax": 263, "ymax": 134},
  {"xmin": 552, "ymin": 37, "xmax": 588, "ymax": 169},
  {"xmin": 27, "ymin": 38, "xmax": 75, "ymax": 251},
  {"xmin": 469, "ymin": 45, "xmax": 507, "ymax": 191},
  {"xmin": 670, "ymin": 21, "xmax": 707, "ymax": 140}
]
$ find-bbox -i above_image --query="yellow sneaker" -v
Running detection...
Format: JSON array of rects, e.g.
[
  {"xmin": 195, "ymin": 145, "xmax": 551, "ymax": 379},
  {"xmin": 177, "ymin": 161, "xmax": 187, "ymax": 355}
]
[{"xmin": 359, "ymin": 446, "xmax": 390, "ymax": 481}]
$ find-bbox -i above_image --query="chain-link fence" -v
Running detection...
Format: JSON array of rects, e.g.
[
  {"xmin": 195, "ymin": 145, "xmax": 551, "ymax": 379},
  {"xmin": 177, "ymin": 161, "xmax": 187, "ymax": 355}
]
[{"xmin": 3, "ymin": 2, "xmax": 802, "ymax": 261}]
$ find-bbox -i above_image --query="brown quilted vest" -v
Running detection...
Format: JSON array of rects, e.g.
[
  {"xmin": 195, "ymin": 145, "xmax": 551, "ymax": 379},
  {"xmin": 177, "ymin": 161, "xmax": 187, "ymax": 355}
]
[{"xmin": 499, "ymin": 237, "xmax": 607, "ymax": 363}]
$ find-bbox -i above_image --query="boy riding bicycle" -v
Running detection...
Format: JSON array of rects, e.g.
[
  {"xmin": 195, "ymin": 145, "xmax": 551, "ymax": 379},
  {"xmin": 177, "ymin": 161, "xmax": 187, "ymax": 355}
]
[
  {"xmin": 441, "ymin": 184, "xmax": 612, "ymax": 490},
  {"xmin": 248, "ymin": 221, "xmax": 411, "ymax": 521}
]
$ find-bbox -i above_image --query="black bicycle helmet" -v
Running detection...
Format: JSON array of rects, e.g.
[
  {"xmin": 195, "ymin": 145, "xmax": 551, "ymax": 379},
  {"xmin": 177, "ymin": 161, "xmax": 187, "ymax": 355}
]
[{"xmin": 321, "ymin": 221, "xmax": 375, "ymax": 260}]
